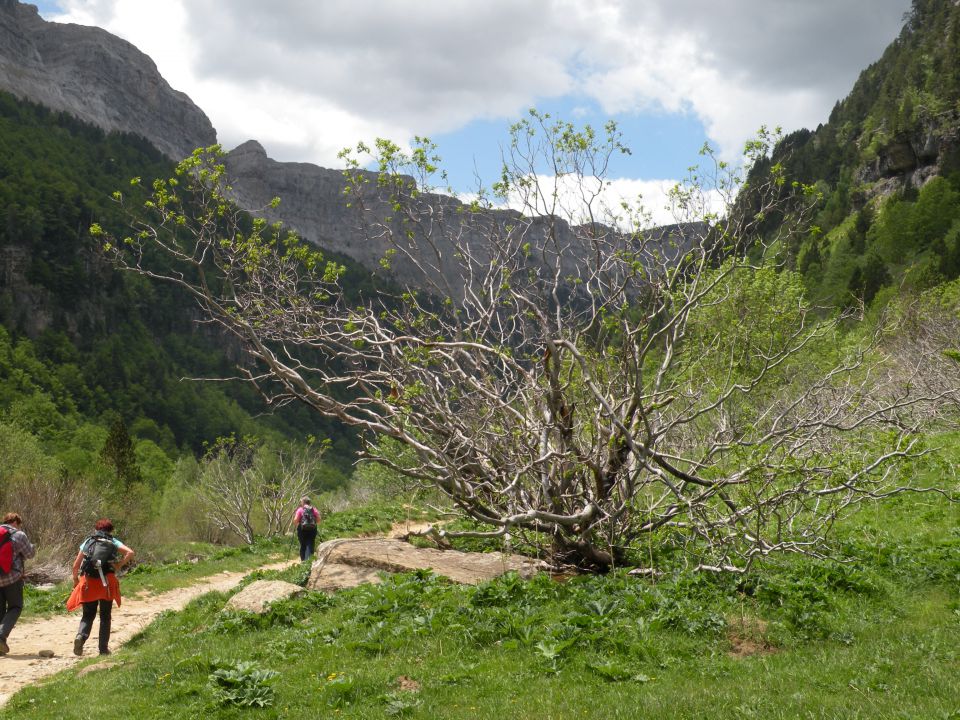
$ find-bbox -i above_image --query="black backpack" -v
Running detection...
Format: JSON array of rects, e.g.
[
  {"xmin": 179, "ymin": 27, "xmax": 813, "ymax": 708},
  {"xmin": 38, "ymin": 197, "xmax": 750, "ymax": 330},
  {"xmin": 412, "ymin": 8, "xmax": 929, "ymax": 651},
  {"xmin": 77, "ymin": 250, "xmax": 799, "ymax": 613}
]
[
  {"xmin": 299, "ymin": 506, "xmax": 317, "ymax": 528},
  {"xmin": 80, "ymin": 531, "xmax": 117, "ymax": 576}
]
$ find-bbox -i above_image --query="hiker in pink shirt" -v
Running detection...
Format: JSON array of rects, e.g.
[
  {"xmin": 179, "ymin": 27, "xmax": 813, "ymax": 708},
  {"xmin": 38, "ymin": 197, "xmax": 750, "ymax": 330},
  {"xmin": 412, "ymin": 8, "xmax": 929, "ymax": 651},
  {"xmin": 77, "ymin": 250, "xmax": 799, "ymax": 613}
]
[{"xmin": 290, "ymin": 497, "xmax": 320, "ymax": 561}]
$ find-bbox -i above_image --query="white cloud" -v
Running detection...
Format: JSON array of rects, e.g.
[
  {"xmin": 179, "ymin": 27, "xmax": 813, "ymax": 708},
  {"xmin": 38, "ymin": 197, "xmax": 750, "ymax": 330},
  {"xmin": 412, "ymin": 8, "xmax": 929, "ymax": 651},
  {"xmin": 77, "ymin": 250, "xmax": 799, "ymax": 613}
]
[
  {"xmin": 479, "ymin": 173, "xmax": 725, "ymax": 230},
  {"xmin": 48, "ymin": 0, "xmax": 911, "ymax": 171},
  {"xmin": 602, "ymin": 177, "xmax": 726, "ymax": 228},
  {"xmin": 574, "ymin": 0, "xmax": 910, "ymax": 159}
]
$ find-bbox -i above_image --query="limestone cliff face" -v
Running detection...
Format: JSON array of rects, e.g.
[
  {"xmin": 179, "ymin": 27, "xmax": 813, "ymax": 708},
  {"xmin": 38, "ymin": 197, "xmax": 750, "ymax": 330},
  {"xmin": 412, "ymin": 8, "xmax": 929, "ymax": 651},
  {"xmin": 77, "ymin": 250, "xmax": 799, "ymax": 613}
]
[
  {"xmin": 224, "ymin": 139, "xmax": 369, "ymax": 261},
  {"xmin": 0, "ymin": 243, "xmax": 111, "ymax": 338},
  {"xmin": 853, "ymin": 115, "xmax": 960, "ymax": 199},
  {"xmin": 223, "ymin": 140, "xmax": 695, "ymax": 293},
  {"xmin": 0, "ymin": 0, "xmax": 215, "ymax": 161},
  {"xmin": 224, "ymin": 139, "xmax": 513, "ymax": 292},
  {"xmin": 0, "ymin": 0, "xmax": 689, "ymax": 291}
]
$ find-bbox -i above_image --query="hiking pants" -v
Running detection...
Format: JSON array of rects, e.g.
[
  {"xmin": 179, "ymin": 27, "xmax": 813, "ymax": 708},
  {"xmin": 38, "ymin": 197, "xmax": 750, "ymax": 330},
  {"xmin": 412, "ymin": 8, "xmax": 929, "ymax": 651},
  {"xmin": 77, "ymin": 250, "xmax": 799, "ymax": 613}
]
[
  {"xmin": 0, "ymin": 579, "xmax": 24, "ymax": 641},
  {"xmin": 78, "ymin": 599, "xmax": 112, "ymax": 653},
  {"xmin": 297, "ymin": 525, "xmax": 318, "ymax": 561}
]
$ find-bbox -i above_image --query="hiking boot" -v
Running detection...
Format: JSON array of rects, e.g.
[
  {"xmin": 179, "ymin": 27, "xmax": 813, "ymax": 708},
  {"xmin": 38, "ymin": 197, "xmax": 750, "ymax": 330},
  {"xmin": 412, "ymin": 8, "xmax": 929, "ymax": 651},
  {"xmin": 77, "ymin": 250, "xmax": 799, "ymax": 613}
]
[
  {"xmin": 98, "ymin": 649, "xmax": 111, "ymax": 656},
  {"xmin": 73, "ymin": 636, "xmax": 85, "ymax": 656},
  {"xmin": 0, "ymin": 637, "xmax": 8, "ymax": 655}
]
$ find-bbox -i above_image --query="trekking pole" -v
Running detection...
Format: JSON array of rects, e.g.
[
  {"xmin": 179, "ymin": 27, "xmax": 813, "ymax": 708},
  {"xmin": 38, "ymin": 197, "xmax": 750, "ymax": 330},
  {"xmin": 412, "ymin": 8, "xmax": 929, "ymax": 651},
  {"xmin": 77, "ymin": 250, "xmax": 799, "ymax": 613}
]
[{"xmin": 95, "ymin": 559, "xmax": 108, "ymax": 588}]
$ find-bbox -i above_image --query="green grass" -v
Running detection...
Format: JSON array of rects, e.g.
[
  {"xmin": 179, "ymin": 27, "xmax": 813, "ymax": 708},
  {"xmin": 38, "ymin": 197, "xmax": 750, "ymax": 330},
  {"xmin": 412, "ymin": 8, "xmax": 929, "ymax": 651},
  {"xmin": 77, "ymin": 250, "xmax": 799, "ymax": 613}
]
[
  {"xmin": 9, "ymin": 478, "xmax": 960, "ymax": 719},
  {"xmin": 9, "ymin": 487, "xmax": 960, "ymax": 719},
  {"xmin": 317, "ymin": 499, "xmax": 423, "ymax": 539}
]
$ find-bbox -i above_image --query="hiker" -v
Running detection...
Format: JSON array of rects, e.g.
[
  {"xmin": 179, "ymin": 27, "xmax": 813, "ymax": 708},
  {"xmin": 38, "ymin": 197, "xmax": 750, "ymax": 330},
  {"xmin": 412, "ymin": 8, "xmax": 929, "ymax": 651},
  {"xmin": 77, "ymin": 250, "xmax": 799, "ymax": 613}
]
[
  {"xmin": 67, "ymin": 519, "xmax": 134, "ymax": 656},
  {"xmin": 0, "ymin": 512, "xmax": 36, "ymax": 655},
  {"xmin": 290, "ymin": 496, "xmax": 320, "ymax": 561}
]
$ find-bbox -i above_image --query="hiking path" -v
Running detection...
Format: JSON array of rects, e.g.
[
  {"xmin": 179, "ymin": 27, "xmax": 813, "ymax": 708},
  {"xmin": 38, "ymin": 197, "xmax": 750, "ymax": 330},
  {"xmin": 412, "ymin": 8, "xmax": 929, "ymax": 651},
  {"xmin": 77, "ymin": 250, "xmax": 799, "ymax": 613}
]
[
  {"xmin": 0, "ymin": 558, "xmax": 298, "ymax": 707},
  {"xmin": 0, "ymin": 521, "xmax": 435, "ymax": 707}
]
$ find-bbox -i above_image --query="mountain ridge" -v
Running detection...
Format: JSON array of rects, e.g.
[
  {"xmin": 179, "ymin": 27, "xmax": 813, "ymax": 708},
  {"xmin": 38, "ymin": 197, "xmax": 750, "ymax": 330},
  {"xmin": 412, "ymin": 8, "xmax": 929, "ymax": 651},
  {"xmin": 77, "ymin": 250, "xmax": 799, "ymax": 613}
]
[
  {"xmin": 0, "ymin": 0, "xmax": 216, "ymax": 161},
  {"xmin": 2, "ymin": 0, "xmax": 959, "ymax": 301}
]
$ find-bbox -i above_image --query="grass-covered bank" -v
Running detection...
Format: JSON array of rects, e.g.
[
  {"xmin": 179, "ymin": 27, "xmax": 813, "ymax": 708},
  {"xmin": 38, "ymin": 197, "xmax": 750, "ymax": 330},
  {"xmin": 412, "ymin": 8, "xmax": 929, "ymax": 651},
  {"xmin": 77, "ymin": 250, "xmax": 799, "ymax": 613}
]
[{"xmin": 8, "ymin": 490, "xmax": 959, "ymax": 719}]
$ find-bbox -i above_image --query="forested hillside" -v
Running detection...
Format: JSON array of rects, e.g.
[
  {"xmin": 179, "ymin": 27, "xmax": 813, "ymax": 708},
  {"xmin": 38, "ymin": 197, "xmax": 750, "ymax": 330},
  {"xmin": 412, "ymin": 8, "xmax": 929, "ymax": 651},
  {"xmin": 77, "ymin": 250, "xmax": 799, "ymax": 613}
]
[
  {"xmin": 763, "ymin": 0, "xmax": 960, "ymax": 306},
  {"xmin": 3, "ymin": 0, "xmax": 960, "ymax": 559},
  {"xmin": 0, "ymin": 92, "xmax": 362, "ymax": 552}
]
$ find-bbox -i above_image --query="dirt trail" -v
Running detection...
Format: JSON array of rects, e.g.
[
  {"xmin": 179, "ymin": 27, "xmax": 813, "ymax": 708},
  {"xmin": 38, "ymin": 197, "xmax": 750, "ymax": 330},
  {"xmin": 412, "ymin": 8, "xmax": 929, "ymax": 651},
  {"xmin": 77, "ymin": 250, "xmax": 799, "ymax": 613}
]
[{"xmin": 0, "ymin": 559, "xmax": 297, "ymax": 707}]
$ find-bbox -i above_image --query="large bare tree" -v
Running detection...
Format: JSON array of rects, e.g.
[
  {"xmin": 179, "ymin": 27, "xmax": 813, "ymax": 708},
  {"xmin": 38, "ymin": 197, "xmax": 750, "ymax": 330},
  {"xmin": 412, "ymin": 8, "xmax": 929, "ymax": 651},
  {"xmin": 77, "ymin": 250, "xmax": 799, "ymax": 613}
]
[{"xmin": 98, "ymin": 114, "xmax": 957, "ymax": 571}]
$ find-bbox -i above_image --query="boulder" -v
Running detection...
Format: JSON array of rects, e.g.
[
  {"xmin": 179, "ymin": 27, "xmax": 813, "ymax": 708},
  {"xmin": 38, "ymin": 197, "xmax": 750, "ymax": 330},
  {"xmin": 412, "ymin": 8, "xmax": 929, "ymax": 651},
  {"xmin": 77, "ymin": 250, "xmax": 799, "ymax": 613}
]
[
  {"xmin": 224, "ymin": 580, "xmax": 304, "ymax": 614},
  {"xmin": 879, "ymin": 139, "xmax": 918, "ymax": 175},
  {"xmin": 306, "ymin": 538, "xmax": 544, "ymax": 592}
]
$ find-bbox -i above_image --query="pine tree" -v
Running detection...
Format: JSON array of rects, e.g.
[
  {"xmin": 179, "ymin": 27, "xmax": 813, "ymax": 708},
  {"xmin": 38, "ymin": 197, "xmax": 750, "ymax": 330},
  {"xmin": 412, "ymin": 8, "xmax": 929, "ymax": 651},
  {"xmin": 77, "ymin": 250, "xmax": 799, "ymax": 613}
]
[{"xmin": 100, "ymin": 417, "xmax": 142, "ymax": 487}]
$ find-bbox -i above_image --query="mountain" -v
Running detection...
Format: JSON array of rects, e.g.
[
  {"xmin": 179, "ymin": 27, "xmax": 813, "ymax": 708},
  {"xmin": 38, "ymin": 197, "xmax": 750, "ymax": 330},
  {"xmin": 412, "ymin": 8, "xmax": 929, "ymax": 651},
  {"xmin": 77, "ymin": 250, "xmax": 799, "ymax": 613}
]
[
  {"xmin": 774, "ymin": 0, "xmax": 960, "ymax": 199},
  {"xmin": 0, "ymin": 0, "xmax": 215, "ymax": 161},
  {"xmin": 223, "ymin": 140, "xmax": 583, "ymax": 293},
  {"xmin": 6, "ymin": 0, "xmax": 955, "ymax": 306},
  {"xmin": 0, "ymin": 1, "xmax": 696, "ymax": 292},
  {"xmin": 2, "ymin": 0, "xmax": 959, "ymax": 301},
  {"xmin": 0, "ymin": 0, "xmax": 957, "ymax": 509},
  {"xmin": 744, "ymin": 0, "xmax": 960, "ymax": 306}
]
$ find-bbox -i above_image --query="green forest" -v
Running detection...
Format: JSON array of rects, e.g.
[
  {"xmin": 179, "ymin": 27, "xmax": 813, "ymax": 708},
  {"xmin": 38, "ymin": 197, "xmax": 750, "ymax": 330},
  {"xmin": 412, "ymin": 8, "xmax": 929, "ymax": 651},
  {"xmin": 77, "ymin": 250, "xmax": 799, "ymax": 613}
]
[
  {"xmin": 0, "ymin": 91, "xmax": 364, "ymax": 554},
  {"xmin": 760, "ymin": 0, "xmax": 960, "ymax": 306}
]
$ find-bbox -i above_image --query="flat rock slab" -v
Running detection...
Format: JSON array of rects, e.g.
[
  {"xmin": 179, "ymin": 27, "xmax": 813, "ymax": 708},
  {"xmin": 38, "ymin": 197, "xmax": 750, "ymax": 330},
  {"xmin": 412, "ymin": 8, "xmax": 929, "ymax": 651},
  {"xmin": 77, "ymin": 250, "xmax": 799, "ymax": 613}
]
[
  {"xmin": 309, "ymin": 562, "xmax": 385, "ymax": 593},
  {"xmin": 225, "ymin": 580, "xmax": 304, "ymax": 613},
  {"xmin": 306, "ymin": 538, "xmax": 544, "ymax": 592}
]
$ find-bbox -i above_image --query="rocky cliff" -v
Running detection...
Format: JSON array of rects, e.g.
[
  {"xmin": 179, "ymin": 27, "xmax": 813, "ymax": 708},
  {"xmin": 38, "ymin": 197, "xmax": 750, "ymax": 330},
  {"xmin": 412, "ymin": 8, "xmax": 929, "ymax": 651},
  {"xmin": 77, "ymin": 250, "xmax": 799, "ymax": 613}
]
[
  {"xmin": 852, "ymin": 112, "xmax": 960, "ymax": 199},
  {"xmin": 224, "ymin": 140, "xmax": 369, "ymax": 264},
  {"xmin": 225, "ymin": 139, "xmax": 522, "ymax": 292},
  {"xmin": 223, "ymin": 139, "xmax": 625, "ymax": 294},
  {"xmin": 0, "ymin": 0, "xmax": 768, "ymax": 293},
  {"xmin": 0, "ymin": 0, "xmax": 215, "ymax": 161}
]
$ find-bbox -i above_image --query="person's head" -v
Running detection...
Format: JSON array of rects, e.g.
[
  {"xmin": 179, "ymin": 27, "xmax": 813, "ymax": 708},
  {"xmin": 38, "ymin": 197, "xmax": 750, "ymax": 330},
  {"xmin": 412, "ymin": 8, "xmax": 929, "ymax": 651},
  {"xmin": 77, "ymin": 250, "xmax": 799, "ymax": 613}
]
[
  {"xmin": 94, "ymin": 518, "xmax": 114, "ymax": 533},
  {"xmin": 301, "ymin": 496, "xmax": 311, "ymax": 507},
  {"xmin": 2, "ymin": 512, "xmax": 22, "ymax": 527}
]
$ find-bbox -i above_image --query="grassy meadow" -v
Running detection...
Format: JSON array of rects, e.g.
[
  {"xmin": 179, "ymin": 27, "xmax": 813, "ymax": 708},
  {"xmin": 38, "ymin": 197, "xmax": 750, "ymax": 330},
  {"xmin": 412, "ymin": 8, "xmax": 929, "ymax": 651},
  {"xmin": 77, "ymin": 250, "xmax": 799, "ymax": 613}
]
[{"xmin": 8, "ymin": 443, "xmax": 959, "ymax": 719}]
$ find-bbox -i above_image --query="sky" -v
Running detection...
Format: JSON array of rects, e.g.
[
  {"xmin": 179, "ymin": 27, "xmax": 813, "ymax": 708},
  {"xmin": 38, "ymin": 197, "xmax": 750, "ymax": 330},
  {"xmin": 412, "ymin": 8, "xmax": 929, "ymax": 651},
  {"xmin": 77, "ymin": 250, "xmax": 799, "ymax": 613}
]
[{"xmin": 33, "ymin": 0, "xmax": 912, "ymax": 222}]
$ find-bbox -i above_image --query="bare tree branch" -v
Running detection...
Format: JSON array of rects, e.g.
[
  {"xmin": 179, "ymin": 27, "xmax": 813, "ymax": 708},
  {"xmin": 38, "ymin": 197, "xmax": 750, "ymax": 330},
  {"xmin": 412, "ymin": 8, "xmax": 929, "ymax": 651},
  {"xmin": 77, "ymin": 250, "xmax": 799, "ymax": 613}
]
[{"xmin": 97, "ymin": 118, "xmax": 959, "ymax": 571}]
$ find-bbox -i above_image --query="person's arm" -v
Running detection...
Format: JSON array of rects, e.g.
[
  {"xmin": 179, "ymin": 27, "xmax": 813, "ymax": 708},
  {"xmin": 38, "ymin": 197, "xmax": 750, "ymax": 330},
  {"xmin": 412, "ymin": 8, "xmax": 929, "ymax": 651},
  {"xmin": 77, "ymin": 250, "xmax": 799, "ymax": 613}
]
[
  {"xmin": 72, "ymin": 551, "xmax": 84, "ymax": 585},
  {"xmin": 12, "ymin": 530, "xmax": 35, "ymax": 560},
  {"xmin": 289, "ymin": 507, "xmax": 302, "ymax": 531},
  {"xmin": 114, "ymin": 544, "xmax": 134, "ymax": 571}
]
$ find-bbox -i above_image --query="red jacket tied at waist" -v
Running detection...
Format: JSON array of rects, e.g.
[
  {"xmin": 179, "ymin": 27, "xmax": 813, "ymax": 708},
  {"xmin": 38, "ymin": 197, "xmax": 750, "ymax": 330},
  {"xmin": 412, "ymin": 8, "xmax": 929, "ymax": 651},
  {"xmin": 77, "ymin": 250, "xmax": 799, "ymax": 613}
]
[{"xmin": 66, "ymin": 573, "xmax": 122, "ymax": 611}]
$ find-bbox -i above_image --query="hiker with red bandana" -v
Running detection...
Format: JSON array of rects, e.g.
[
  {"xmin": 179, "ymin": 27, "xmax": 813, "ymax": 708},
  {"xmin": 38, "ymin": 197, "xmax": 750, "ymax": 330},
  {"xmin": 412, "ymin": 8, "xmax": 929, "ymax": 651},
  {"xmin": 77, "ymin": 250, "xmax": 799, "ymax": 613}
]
[{"xmin": 67, "ymin": 518, "xmax": 134, "ymax": 656}]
